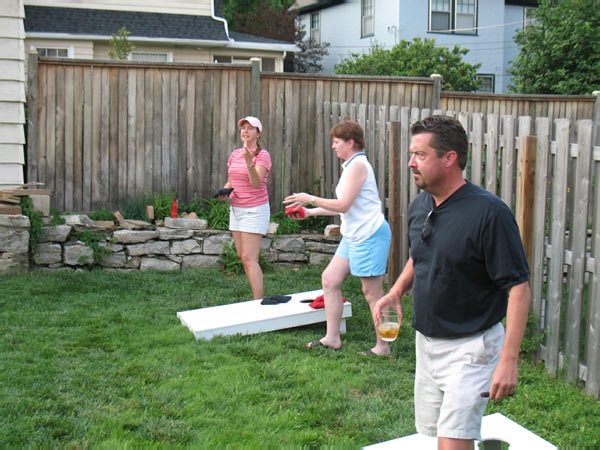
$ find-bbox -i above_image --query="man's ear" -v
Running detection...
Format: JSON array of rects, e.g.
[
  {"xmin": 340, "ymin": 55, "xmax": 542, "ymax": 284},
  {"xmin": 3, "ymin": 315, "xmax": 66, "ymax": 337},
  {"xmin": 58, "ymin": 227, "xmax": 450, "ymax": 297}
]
[{"xmin": 445, "ymin": 150, "xmax": 458, "ymax": 167}]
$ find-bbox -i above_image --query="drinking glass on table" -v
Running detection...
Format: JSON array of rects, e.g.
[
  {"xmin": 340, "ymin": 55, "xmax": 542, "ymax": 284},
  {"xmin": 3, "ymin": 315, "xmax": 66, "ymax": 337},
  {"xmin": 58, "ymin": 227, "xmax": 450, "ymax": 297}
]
[{"xmin": 377, "ymin": 309, "xmax": 400, "ymax": 342}]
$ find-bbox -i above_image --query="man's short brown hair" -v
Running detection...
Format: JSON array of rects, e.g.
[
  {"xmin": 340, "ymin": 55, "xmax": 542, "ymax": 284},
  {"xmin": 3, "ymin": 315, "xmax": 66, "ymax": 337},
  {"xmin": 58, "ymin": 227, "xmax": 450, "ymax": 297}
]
[{"xmin": 411, "ymin": 116, "xmax": 468, "ymax": 170}]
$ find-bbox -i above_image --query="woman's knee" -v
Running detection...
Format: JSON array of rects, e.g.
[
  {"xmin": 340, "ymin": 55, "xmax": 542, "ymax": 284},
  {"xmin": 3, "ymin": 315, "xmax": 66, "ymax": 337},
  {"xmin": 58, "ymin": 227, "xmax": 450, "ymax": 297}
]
[
  {"xmin": 322, "ymin": 270, "xmax": 343, "ymax": 291},
  {"xmin": 239, "ymin": 250, "xmax": 259, "ymax": 267}
]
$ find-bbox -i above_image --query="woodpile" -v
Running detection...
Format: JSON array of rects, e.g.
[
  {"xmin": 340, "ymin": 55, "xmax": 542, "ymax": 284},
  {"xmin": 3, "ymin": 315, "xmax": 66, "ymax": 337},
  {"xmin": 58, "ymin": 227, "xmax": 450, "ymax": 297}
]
[{"xmin": 0, "ymin": 182, "xmax": 50, "ymax": 215}]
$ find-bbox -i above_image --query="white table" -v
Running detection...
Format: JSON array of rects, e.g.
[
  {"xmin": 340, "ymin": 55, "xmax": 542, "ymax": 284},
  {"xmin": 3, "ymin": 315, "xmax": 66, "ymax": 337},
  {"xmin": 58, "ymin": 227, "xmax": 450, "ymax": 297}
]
[{"xmin": 177, "ymin": 289, "xmax": 352, "ymax": 340}]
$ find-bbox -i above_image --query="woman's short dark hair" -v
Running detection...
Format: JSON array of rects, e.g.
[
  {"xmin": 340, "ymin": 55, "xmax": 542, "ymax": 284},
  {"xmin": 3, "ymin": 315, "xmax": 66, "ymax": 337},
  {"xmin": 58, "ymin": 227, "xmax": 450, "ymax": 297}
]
[
  {"xmin": 410, "ymin": 116, "xmax": 468, "ymax": 170},
  {"xmin": 330, "ymin": 120, "xmax": 365, "ymax": 150}
]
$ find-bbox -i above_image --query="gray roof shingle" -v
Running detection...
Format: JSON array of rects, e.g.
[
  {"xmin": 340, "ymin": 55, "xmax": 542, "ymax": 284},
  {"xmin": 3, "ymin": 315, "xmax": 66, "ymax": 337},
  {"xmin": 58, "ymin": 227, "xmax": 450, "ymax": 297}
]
[{"xmin": 24, "ymin": 5, "xmax": 229, "ymax": 42}]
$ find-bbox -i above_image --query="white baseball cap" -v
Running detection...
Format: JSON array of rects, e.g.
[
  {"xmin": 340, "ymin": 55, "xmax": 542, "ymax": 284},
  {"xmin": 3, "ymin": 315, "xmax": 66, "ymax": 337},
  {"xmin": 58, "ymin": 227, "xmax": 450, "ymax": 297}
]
[{"xmin": 238, "ymin": 116, "xmax": 262, "ymax": 133}]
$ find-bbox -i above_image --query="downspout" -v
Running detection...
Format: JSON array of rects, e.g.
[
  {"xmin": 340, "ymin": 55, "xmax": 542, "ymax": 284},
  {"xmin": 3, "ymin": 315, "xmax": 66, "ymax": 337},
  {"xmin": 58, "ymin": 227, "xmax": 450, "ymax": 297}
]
[{"xmin": 211, "ymin": 0, "xmax": 235, "ymax": 45}]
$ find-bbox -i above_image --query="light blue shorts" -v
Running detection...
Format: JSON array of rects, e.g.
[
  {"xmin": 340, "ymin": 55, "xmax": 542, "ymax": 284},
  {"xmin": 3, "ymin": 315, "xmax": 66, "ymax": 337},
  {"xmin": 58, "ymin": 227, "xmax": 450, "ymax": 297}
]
[{"xmin": 334, "ymin": 220, "xmax": 391, "ymax": 277}]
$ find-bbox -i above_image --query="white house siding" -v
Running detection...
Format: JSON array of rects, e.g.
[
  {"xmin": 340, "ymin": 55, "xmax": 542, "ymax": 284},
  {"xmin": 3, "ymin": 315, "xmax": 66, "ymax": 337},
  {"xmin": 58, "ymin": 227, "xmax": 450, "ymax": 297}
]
[
  {"xmin": 301, "ymin": 0, "xmax": 529, "ymax": 93},
  {"xmin": 502, "ymin": 5, "xmax": 527, "ymax": 93},
  {"xmin": 0, "ymin": 0, "xmax": 26, "ymax": 188}
]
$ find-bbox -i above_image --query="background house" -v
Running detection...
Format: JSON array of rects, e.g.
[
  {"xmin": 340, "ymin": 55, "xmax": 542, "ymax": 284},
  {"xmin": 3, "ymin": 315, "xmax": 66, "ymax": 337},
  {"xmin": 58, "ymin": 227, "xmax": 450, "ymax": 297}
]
[
  {"xmin": 23, "ymin": 0, "xmax": 296, "ymax": 72},
  {"xmin": 292, "ymin": 0, "xmax": 538, "ymax": 93}
]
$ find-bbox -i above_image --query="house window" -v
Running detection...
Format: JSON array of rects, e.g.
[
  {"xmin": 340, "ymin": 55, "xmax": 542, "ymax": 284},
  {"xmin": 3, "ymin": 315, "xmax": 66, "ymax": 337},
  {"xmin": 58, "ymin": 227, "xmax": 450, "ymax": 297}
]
[
  {"xmin": 214, "ymin": 55, "xmax": 263, "ymax": 66},
  {"xmin": 261, "ymin": 57, "xmax": 276, "ymax": 72},
  {"xmin": 34, "ymin": 47, "xmax": 71, "ymax": 58},
  {"xmin": 361, "ymin": 0, "xmax": 374, "ymax": 37},
  {"xmin": 476, "ymin": 74, "xmax": 494, "ymax": 93},
  {"xmin": 310, "ymin": 12, "xmax": 320, "ymax": 44},
  {"xmin": 130, "ymin": 52, "xmax": 171, "ymax": 62},
  {"xmin": 430, "ymin": 0, "xmax": 476, "ymax": 34}
]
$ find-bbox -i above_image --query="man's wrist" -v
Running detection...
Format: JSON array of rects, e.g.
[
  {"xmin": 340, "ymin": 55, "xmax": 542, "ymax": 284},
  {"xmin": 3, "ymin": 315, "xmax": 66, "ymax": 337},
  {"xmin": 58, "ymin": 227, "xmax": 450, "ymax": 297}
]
[{"xmin": 310, "ymin": 196, "xmax": 316, "ymax": 205}]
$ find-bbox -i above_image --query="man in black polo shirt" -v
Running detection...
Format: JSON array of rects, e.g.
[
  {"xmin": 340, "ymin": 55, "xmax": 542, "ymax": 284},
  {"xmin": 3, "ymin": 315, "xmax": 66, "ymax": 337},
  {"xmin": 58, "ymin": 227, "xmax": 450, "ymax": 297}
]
[{"xmin": 374, "ymin": 116, "xmax": 530, "ymax": 449}]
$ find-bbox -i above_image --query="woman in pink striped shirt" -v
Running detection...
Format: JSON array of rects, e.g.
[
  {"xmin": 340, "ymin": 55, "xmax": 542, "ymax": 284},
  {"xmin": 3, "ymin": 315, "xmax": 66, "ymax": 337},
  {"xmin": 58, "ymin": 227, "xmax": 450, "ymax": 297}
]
[{"xmin": 219, "ymin": 116, "xmax": 272, "ymax": 299}]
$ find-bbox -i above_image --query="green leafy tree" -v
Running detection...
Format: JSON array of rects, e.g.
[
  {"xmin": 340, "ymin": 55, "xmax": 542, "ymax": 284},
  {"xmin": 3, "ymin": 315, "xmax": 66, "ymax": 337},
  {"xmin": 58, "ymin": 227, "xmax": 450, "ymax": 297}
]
[
  {"xmin": 223, "ymin": 0, "xmax": 294, "ymax": 33},
  {"xmin": 335, "ymin": 37, "xmax": 481, "ymax": 92},
  {"xmin": 286, "ymin": 22, "xmax": 330, "ymax": 73},
  {"xmin": 108, "ymin": 26, "xmax": 134, "ymax": 60},
  {"xmin": 508, "ymin": 0, "xmax": 600, "ymax": 95},
  {"xmin": 221, "ymin": 0, "xmax": 329, "ymax": 73}
]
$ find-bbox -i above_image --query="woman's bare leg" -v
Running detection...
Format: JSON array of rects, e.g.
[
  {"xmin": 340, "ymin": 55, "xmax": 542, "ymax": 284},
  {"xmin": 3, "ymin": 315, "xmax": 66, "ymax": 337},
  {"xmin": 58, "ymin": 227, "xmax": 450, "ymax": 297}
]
[
  {"xmin": 307, "ymin": 256, "xmax": 350, "ymax": 349},
  {"xmin": 361, "ymin": 275, "xmax": 390, "ymax": 355},
  {"xmin": 232, "ymin": 231, "xmax": 264, "ymax": 299}
]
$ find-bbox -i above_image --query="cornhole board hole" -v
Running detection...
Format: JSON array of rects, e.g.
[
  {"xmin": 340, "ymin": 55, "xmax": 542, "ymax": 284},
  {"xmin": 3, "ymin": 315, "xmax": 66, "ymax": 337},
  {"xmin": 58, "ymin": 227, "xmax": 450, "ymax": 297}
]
[
  {"xmin": 177, "ymin": 289, "xmax": 352, "ymax": 341},
  {"xmin": 363, "ymin": 413, "xmax": 556, "ymax": 450}
]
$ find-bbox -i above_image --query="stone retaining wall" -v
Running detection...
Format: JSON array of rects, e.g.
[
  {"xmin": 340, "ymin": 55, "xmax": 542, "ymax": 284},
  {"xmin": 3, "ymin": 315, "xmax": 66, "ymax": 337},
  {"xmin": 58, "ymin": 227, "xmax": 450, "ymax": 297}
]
[
  {"xmin": 0, "ymin": 214, "xmax": 340, "ymax": 272},
  {"xmin": 0, "ymin": 215, "xmax": 30, "ymax": 271}
]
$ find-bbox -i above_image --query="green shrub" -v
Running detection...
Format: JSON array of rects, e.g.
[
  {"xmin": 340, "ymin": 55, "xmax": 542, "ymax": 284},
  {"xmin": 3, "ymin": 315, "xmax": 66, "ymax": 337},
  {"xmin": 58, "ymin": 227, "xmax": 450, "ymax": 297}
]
[
  {"xmin": 75, "ymin": 230, "xmax": 112, "ymax": 266},
  {"xmin": 20, "ymin": 196, "xmax": 43, "ymax": 251},
  {"xmin": 181, "ymin": 199, "xmax": 207, "ymax": 218},
  {"xmin": 49, "ymin": 208, "xmax": 65, "ymax": 225},
  {"xmin": 301, "ymin": 214, "xmax": 330, "ymax": 234},
  {"xmin": 221, "ymin": 240, "xmax": 271, "ymax": 275},
  {"xmin": 202, "ymin": 198, "xmax": 230, "ymax": 230},
  {"xmin": 121, "ymin": 197, "xmax": 149, "ymax": 221},
  {"xmin": 271, "ymin": 211, "xmax": 301, "ymax": 234},
  {"xmin": 271, "ymin": 210, "xmax": 330, "ymax": 234},
  {"xmin": 88, "ymin": 208, "xmax": 115, "ymax": 222},
  {"xmin": 148, "ymin": 192, "xmax": 176, "ymax": 222}
]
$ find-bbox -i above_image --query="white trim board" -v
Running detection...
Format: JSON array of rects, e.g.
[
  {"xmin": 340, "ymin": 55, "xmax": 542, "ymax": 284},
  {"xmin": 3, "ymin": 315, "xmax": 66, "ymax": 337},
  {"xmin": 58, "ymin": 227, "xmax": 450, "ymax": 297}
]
[
  {"xmin": 363, "ymin": 413, "xmax": 556, "ymax": 449},
  {"xmin": 177, "ymin": 289, "xmax": 352, "ymax": 341}
]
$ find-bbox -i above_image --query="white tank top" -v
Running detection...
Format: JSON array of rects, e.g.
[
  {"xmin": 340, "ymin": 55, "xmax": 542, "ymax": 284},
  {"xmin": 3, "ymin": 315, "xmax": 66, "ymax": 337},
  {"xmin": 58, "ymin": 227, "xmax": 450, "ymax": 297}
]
[{"xmin": 336, "ymin": 153, "xmax": 385, "ymax": 243}]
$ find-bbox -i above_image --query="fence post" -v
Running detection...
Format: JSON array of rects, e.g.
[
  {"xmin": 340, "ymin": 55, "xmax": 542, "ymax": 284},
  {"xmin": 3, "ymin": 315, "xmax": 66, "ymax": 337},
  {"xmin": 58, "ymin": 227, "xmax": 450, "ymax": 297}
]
[
  {"xmin": 587, "ymin": 91, "xmax": 600, "ymax": 398},
  {"xmin": 250, "ymin": 57, "xmax": 261, "ymax": 116},
  {"xmin": 26, "ymin": 50, "xmax": 39, "ymax": 184},
  {"xmin": 430, "ymin": 74, "xmax": 442, "ymax": 111},
  {"xmin": 593, "ymin": 90, "xmax": 600, "ymax": 146},
  {"xmin": 516, "ymin": 136, "xmax": 536, "ymax": 269},
  {"xmin": 388, "ymin": 121, "xmax": 402, "ymax": 284}
]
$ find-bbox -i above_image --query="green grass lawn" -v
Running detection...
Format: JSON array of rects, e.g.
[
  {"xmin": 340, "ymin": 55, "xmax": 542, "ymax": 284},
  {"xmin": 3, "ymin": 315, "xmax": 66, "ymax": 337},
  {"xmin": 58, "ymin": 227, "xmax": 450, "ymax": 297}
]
[{"xmin": 1, "ymin": 267, "xmax": 598, "ymax": 448}]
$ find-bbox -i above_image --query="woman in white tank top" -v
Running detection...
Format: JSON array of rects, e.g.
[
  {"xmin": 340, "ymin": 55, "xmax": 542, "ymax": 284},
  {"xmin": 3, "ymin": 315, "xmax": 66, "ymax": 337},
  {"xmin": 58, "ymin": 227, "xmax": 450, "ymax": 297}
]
[{"xmin": 284, "ymin": 121, "xmax": 392, "ymax": 355}]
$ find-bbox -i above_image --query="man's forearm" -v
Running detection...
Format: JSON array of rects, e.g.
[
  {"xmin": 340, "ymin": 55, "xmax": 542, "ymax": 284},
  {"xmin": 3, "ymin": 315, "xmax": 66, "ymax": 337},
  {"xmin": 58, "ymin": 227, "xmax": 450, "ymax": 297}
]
[
  {"xmin": 500, "ymin": 281, "xmax": 531, "ymax": 362},
  {"xmin": 388, "ymin": 257, "xmax": 415, "ymax": 300}
]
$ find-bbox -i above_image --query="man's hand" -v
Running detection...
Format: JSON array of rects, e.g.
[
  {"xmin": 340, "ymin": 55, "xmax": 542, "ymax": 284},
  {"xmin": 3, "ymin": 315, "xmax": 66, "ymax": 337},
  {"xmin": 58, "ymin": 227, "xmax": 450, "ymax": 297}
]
[
  {"xmin": 487, "ymin": 281, "xmax": 530, "ymax": 401},
  {"xmin": 373, "ymin": 294, "xmax": 403, "ymax": 326},
  {"xmin": 488, "ymin": 359, "xmax": 518, "ymax": 400}
]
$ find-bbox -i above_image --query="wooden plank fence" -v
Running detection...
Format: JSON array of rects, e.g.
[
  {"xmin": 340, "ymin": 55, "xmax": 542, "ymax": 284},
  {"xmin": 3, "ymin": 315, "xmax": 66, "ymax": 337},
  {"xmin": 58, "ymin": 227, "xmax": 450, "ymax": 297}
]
[
  {"xmin": 27, "ymin": 56, "xmax": 596, "ymax": 213},
  {"xmin": 384, "ymin": 106, "xmax": 600, "ymax": 399},
  {"xmin": 27, "ymin": 57, "xmax": 435, "ymax": 212},
  {"xmin": 24, "ymin": 55, "xmax": 600, "ymax": 397},
  {"xmin": 442, "ymin": 91, "xmax": 595, "ymax": 123}
]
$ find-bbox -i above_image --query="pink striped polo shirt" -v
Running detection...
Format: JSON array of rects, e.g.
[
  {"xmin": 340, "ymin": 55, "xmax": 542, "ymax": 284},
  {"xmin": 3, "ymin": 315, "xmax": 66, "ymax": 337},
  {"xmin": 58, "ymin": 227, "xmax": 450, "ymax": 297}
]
[{"xmin": 227, "ymin": 148, "xmax": 272, "ymax": 207}]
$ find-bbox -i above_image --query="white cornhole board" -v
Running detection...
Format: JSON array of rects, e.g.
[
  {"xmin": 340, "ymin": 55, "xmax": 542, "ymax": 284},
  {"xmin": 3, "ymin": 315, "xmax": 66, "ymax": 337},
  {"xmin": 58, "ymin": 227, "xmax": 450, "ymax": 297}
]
[
  {"xmin": 363, "ymin": 413, "xmax": 556, "ymax": 450},
  {"xmin": 177, "ymin": 289, "xmax": 352, "ymax": 340}
]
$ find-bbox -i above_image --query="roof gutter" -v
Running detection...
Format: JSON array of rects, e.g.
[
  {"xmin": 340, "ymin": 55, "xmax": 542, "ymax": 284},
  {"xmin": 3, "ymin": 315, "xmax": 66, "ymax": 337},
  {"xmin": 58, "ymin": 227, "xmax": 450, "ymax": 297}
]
[
  {"xmin": 228, "ymin": 42, "xmax": 298, "ymax": 52},
  {"xmin": 211, "ymin": 0, "xmax": 235, "ymax": 45},
  {"xmin": 25, "ymin": 32, "xmax": 231, "ymax": 47}
]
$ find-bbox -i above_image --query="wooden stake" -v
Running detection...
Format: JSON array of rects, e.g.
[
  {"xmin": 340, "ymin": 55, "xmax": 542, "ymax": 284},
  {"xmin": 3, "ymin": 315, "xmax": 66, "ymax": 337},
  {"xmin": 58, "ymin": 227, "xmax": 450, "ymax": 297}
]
[{"xmin": 516, "ymin": 135, "xmax": 537, "ymax": 269}]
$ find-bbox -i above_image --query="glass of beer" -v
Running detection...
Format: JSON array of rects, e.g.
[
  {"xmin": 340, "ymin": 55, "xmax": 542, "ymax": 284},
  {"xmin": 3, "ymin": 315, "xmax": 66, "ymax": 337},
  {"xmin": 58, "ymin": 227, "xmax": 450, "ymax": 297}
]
[{"xmin": 377, "ymin": 310, "xmax": 400, "ymax": 342}]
